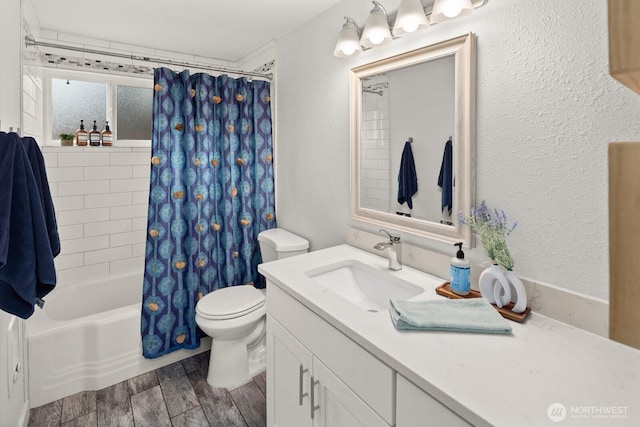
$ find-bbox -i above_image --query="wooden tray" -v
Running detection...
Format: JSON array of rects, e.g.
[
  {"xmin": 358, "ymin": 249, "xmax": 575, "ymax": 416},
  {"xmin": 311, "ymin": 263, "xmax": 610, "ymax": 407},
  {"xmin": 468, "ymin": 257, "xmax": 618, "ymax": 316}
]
[{"xmin": 436, "ymin": 282, "xmax": 531, "ymax": 323}]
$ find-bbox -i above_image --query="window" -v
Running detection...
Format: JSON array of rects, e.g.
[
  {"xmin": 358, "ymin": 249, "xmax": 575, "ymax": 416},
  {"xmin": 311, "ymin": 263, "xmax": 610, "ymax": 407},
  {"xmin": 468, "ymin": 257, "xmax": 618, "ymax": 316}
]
[
  {"xmin": 116, "ymin": 86, "xmax": 153, "ymax": 140},
  {"xmin": 52, "ymin": 79, "xmax": 107, "ymax": 140},
  {"xmin": 45, "ymin": 70, "xmax": 153, "ymax": 146}
]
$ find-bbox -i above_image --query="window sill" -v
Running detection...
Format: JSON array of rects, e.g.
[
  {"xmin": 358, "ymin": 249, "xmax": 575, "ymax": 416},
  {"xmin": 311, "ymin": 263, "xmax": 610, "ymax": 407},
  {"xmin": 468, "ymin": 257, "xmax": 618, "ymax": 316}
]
[{"xmin": 43, "ymin": 140, "xmax": 151, "ymax": 148}]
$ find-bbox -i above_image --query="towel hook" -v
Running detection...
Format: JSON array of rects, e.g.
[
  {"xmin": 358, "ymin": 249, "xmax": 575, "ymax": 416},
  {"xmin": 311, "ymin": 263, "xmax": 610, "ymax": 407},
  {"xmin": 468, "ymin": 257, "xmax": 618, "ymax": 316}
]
[
  {"xmin": 407, "ymin": 137, "xmax": 413, "ymax": 143},
  {"xmin": 0, "ymin": 121, "xmax": 21, "ymax": 136}
]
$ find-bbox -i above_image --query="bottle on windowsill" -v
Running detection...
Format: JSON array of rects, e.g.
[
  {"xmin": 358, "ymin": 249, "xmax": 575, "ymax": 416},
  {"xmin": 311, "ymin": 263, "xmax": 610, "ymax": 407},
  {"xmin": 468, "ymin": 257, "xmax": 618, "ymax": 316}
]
[
  {"xmin": 75, "ymin": 120, "xmax": 88, "ymax": 146},
  {"xmin": 101, "ymin": 121, "xmax": 113, "ymax": 146},
  {"xmin": 89, "ymin": 120, "xmax": 101, "ymax": 146}
]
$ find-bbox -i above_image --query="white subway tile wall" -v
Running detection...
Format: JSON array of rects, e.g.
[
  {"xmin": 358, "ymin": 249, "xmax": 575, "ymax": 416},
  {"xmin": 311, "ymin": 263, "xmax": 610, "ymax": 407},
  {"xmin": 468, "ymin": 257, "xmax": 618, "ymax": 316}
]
[
  {"xmin": 42, "ymin": 146, "xmax": 151, "ymax": 286},
  {"xmin": 22, "ymin": 64, "xmax": 44, "ymax": 141},
  {"xmin": 360, "ymin": 74, "xmax": 390, "ymax": 211}
]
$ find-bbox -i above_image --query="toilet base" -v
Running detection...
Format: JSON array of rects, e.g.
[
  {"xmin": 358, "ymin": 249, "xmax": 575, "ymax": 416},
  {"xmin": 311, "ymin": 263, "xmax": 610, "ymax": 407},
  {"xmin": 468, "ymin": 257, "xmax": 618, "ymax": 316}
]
[{"xmin": 205, "ymin": 329, "xmax": 266, "ymax": 389}]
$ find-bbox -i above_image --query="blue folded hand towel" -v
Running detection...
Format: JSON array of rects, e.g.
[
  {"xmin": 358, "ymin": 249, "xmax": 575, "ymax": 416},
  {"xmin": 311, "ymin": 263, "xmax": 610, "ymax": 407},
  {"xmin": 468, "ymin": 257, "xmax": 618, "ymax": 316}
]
[{"xmin": 389, "ymin": 298, "xmax": 512, "ymax": 334}]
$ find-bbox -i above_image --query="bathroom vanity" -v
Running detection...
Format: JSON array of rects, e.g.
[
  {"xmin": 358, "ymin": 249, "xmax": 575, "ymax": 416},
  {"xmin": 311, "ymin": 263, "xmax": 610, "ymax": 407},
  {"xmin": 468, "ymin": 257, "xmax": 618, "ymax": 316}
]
[{"xmin": 259, "ymin": 245, "xmax": 640, "ymax": 426}]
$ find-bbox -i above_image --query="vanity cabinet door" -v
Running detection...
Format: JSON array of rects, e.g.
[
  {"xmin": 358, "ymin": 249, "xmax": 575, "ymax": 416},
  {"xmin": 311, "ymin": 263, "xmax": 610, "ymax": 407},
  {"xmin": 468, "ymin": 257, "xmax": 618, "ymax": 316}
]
[
  {"xmin": 267, "ymin": 314, "xmax": 390, "ymax": 427},
  {"xmin": 267, "ymin": 281, "xmax": 394, "ymax": 423},
  {"xmin": 311, "ymin": 357, "xmax": 389, "ymax": 427},
  {"xmin": 267, "ymin": 315, "xmax": 313, "ymax": 427},
  {"xmin": 396, "ymin": 374, "xmax": 470, "ymax": 427}
]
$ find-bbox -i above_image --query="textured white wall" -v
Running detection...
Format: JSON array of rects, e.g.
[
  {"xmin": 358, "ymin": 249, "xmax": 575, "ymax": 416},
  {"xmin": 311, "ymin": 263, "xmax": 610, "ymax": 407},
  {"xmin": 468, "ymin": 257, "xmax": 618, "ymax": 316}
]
[{"xmin": 274, "ymin": 0, "xmax": 640, "ymax": 299}]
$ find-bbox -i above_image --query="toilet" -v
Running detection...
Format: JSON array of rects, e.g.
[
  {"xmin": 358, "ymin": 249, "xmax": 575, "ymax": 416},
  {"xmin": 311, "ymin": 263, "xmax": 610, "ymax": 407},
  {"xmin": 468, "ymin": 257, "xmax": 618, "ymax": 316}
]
[{"xmin": 195, "ymin": 228, "xmax": 309, "ymax": 389}]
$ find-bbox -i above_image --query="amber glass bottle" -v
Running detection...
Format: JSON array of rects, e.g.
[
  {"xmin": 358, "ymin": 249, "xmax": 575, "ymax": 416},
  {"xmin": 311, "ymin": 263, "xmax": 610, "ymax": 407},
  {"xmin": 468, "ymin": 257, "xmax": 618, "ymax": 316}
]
[
  {"xmin": 101, "ymin": 121, "xmax": 113, "ymax": 146},
  {"xmin": 89, "ymin": 120, "xmax": 101, "ymax": 146},
  {"xmin": 75, "ymin": 120, "xmax": 88, "ymax": 146}
]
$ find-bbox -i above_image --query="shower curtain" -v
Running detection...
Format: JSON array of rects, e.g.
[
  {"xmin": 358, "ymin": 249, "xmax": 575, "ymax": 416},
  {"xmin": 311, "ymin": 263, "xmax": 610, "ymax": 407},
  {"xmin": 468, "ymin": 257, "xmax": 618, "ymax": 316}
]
[{"xmin": 141, "ymin": 68, "xmax": 276, "ymax": 359}]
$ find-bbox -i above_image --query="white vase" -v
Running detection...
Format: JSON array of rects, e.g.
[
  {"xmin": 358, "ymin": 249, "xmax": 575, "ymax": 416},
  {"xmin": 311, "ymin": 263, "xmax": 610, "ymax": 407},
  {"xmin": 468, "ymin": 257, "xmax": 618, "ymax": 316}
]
[
  {"xmin": 479, "ymin": 264, "xmax": 528, "ymax": 314},
  {"xmin": 504, "ymin": 270, "xmax": 528, "ymax": 313},
  {"xmin": 478, "ymin": 264, "xmax": 511, "ymax": 307}
]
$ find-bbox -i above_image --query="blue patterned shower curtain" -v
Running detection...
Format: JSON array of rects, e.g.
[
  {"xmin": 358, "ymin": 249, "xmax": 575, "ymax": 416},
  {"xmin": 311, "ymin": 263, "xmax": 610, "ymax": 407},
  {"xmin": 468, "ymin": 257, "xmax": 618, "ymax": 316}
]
[{"xmin": 141, "ymin": 68, "xmax": 276, "ymax": 359}]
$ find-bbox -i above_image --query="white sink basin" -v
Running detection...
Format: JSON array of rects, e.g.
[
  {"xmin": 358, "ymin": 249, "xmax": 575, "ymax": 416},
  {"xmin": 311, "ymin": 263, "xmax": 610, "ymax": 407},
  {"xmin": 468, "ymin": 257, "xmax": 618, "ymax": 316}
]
[{"xmin": 305, "ymin": 260, "xmax": 424, "ymax": 312}]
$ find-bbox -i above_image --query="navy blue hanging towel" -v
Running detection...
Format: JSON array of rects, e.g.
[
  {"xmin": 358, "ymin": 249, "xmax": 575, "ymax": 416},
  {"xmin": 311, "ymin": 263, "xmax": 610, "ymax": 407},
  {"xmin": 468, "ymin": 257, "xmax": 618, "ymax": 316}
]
[
  {"xmin": 22, "ymin": 136, "xmax": 60, "ymax": 257},
  {"xmin": 397, "ymin": 140, "xmax": 418, "ymax": 209},
  {"xmin": 438, "ymin": 138, "xmax": 453, "ymax": 215},
  {"xmin": 0, "ymin": 132, "xmax": 58, "ymax": 319}
]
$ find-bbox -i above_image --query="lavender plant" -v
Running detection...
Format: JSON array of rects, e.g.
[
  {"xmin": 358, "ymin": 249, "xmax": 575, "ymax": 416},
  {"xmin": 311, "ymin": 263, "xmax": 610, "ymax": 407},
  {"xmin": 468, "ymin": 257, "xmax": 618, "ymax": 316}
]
[{"xmin": 458, "ymin": 201, "xmax": 518, "ymax": 271}]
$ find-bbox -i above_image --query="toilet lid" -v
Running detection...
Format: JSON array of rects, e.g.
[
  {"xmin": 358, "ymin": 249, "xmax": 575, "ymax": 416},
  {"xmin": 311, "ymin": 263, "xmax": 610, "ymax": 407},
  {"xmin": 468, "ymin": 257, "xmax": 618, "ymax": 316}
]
[{"xmin": 196, "ymin": 285, "xmax": 265, "ymax": 320}]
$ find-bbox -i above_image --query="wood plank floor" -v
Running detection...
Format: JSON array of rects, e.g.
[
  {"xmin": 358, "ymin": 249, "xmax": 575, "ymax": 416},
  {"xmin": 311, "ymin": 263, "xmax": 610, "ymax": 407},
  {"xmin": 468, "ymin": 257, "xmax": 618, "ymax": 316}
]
[{"xmin": 28, "ymin": 351, "xmax": 266, "ymax": 427}]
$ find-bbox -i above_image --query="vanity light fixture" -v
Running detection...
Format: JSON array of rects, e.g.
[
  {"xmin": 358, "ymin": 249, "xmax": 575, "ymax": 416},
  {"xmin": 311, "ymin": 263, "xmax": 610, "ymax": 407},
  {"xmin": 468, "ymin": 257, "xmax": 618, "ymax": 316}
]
[
  {"xmin": 393, "ymin": 0, "xmax": 430, "ymax": 37},
  {"xmin": 334, "ymin": 0, "xmax": 487, "ymax": 58},
  {"xmin": 360, "ymin": 1, "xmax": 393, "ymax": 49},
  {"xmin": 431, "ymin": 0, "xmax": 474, "ymax": 24},
  {"xmin": 334, "ymin": 17, "xmax": 364, "ymax": 58}
]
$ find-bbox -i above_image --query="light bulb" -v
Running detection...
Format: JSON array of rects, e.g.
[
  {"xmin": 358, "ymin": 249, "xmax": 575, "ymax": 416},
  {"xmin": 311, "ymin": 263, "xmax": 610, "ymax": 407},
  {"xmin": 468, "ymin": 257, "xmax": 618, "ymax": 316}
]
[
  {"xmin": 334, "ymin": 17, "xmax": 363, "ymax": 58},
  {"xmin": 402, "ymin": 19, "xmax": 420, "ymax": 33},
  {"xmin": 444, "ymin": 6, "xmax": 462, "ymax": 17},
  {"xmin": 342, "ymin": 45, "xmax": 356, "ymax": 56},
  {"xmin": 361, "ymin": 1, "xmax": 392, "ymax": 48},
  {"xmin": 393, "ymin": 0, "xmax": 429, "ymax": 37},
  {"xmin": 369, "ymin": 31, "xmax": 385, "ymax": 45},
  {"xmin": 430, "ymin": 0, "xmax": 476, "ymax": 24},
  {"xmin": 443, "ymin": 0, "xmax": 463, "ymax": 18}
]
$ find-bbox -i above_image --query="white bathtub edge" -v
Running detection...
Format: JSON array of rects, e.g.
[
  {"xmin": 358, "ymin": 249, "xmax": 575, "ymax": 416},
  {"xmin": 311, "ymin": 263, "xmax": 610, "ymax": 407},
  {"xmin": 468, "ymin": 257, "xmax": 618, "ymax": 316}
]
[
  {"xmin": 26, "ymin": 269, "xmax": 213, "ymax": 408},
  {"xmin": 29, "ymin": 338, "xmax": 211, "ymax": 408}
]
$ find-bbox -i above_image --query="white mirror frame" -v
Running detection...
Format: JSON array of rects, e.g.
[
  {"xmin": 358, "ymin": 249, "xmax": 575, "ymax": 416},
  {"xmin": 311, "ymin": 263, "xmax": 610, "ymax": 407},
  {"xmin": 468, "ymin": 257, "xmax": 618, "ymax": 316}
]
[{"xmin": 350, "ymin": 33, "xmax": 476, "ymax": 246}]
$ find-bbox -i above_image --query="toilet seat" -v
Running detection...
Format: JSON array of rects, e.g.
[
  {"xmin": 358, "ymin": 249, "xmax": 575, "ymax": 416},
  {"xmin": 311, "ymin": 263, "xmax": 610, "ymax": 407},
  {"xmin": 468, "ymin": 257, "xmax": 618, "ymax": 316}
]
[{"xmin": 196, "ymin": 285, "xmax": 265, "ymax": 321}]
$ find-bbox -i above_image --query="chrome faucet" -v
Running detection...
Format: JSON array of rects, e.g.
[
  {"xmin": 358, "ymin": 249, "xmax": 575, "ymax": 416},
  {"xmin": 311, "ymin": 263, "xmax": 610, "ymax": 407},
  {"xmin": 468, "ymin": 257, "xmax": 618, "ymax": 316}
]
[{"xmin": 373, "ymin": 229, "xmax": 402, "ymax": 271}]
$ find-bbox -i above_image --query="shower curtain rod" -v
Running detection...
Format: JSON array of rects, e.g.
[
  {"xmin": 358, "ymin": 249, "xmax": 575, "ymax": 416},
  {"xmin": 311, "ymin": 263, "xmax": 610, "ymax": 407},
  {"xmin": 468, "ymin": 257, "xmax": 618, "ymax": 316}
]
[{"xmin": 24, "ymin": 36, "xmax": 273, "ymax": 80}]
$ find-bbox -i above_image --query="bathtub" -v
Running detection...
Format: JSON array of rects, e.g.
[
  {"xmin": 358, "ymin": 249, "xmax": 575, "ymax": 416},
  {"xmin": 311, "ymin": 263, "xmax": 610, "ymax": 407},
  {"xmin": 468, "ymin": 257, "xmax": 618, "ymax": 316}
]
[{"xmin": 26, "ymin": 271, "xmax": 211, "ymax": 407}]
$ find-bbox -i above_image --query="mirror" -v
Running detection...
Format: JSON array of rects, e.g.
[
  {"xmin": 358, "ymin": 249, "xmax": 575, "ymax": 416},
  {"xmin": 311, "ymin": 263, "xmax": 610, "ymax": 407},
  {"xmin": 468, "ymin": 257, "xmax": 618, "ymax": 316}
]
[{"xmin": 350, "ymin": 33, "xmax": 476, "ymax": 246}]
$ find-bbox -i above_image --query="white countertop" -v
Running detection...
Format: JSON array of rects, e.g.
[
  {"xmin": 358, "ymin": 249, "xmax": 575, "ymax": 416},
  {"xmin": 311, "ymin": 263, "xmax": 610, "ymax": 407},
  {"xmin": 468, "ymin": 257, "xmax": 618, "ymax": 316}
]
[{"xmin": 259, "ymin": 244, "xmax": 640, "ymax": 426}]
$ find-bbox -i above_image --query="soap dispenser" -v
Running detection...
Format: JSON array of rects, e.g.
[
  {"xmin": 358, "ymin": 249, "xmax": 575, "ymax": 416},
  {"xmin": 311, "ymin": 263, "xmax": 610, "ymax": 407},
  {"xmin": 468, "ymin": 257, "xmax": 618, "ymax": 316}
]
[
  {"xmin": 89, "ymin": 120, "xmax": 101, "ymax": 146},
  {"xmin": 101, "ymin": 121, "xmax": 112, "ymax": 146},
  {"xmin": 75, "ymin": 120, "xmax": 88, "ymax": 146},
  {"xmin": 450, "ymin": 242, "xmax": 471, "ymax": 295}
]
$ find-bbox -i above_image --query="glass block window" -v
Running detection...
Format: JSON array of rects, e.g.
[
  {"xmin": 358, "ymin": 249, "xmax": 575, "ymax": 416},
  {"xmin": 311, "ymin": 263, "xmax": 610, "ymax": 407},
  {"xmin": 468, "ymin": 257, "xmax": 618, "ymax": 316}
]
[
  {"xmin": 51, "ymin": 79, "xmax": 107, "ymax": 139},
  {"xmin": 116, "ymin": 85, "xmax": 153, "ymax": 140}
]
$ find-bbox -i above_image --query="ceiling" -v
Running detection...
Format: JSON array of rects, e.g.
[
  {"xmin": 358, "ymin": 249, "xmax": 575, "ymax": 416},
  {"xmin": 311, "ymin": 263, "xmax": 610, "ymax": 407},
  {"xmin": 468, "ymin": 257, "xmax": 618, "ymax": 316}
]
[{"xmin": 30, "ymin": 0, "xmax": 343, "ymax": 63}]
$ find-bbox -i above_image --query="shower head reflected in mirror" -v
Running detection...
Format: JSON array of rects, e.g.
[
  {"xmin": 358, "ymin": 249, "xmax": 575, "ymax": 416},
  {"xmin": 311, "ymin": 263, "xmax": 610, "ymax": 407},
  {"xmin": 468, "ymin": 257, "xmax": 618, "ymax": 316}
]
[
  {"xmin": 363, "ymin": 87, "xmax": 384, "ymax": 96},
  {"xmin": 362, "ymin": 81, "xmax": 388, "ymax": 96}
]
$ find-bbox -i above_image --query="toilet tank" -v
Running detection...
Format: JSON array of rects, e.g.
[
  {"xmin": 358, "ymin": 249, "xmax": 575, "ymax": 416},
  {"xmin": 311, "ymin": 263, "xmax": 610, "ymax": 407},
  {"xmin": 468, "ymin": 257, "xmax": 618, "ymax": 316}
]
[{"xmin": 257, "ymin": 228, "xmax": 309, "ymax": 263}]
